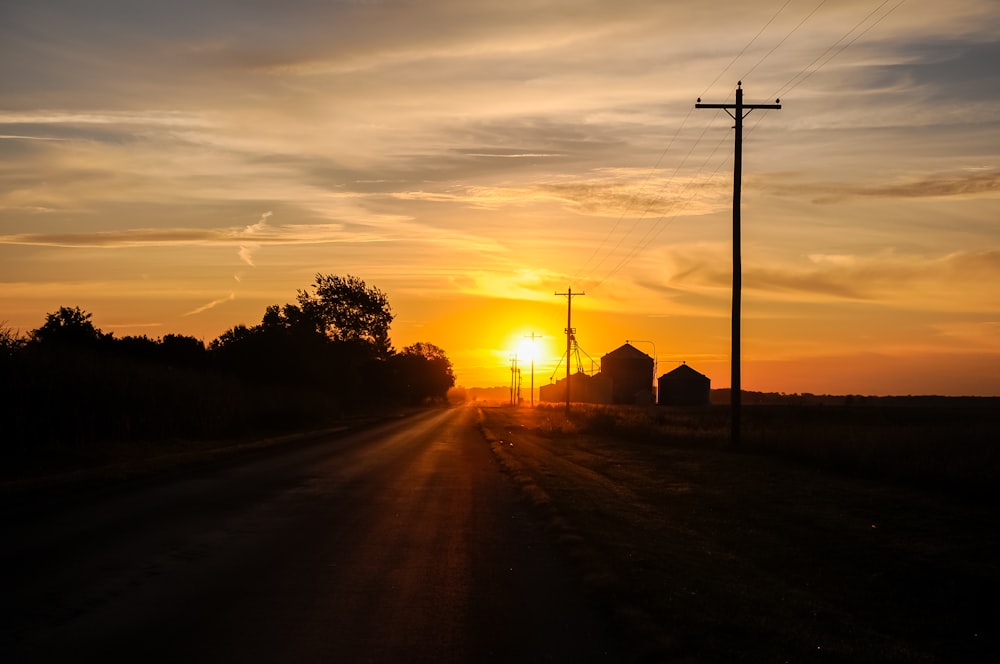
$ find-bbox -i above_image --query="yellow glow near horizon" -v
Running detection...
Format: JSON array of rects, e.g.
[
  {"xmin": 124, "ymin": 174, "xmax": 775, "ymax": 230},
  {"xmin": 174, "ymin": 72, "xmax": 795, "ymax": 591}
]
[
  {"xmin": 517, "ymin": 336, "xmax": 542, "ymax": 363},
  {"xmin": 496, "ymin": 330, "xmax": 558, "ymax": 376}
]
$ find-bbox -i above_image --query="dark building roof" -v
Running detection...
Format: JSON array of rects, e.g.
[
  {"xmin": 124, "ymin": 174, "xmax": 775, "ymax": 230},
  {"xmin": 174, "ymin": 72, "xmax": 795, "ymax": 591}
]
[
  {"xmin": 658, "ymin": 363, "xmax": 711, "ymax": 406},
  {"xmin": 602, "ymin": 343, "xmax": 655, "ymax": 405},
  {"xmin": 602, "ymin": 343, "xmax": 653, "ymax": 361},
  {"xmin": 660, "ymin": 363, "xmax": 709, "ymax": 381}
]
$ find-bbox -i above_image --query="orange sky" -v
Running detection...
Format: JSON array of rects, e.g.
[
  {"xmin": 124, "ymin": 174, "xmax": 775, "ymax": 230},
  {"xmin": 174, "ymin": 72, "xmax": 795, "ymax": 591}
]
[{"xmin": 2, "ymin": 1, "xmax": 999, "ymax": 395}]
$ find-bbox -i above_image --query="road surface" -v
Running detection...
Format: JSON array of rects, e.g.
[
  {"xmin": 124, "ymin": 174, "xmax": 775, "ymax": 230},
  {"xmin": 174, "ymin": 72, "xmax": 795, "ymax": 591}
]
[{"xmin": 1, "ymin": 406, "xmax": 622, "ymax": 662}]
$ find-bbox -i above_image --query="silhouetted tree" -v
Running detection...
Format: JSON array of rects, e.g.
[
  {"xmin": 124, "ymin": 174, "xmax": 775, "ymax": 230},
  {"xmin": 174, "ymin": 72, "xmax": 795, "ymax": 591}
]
[
  {"xmin": 390, "ymin": 342, "xmax": 455, "ymax": 404},
  {"xmin": 210, "ymin": 305, "xmax": 333, "ymax": 389},
  {"xmin": 0, "ymin": 322, "xmax": 25, "ymax": 359},
  {"xmin": 210, "ymin": 324, "xmax": 253, "ymax": 350},
  {"xmin": 30, "ymin": 306, "xmax": 107, "ymax": 348},
  {"xmin": 297, "ymin": 274, "xmax": 394, "ymax": 358},
  {"xmin": 160, "ymin": 334, "xmax": 207, "ymax": 367},
  {"xmin": 114, "ymin": 334, "xmax": 160, "ymax": 361}
]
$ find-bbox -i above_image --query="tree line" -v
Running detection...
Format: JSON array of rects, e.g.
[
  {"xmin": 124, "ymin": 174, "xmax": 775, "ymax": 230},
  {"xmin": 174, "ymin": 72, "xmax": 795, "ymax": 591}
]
[{"xmin": 1, "ymin": 274, "xmax": 455, "ymax": 471}]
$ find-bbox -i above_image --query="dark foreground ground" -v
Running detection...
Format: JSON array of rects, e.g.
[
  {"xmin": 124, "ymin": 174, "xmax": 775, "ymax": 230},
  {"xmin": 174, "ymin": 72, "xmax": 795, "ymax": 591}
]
[
  {"xmin": 3, "ymin": 401, "xmax": 998, "ymax": 662},
  {"xmin": 1, "ymin": 406, "xmax": 623, "ymax": 663},
  {"xmin": 479, "ymin": 403, "xmax": 1000, "ymax": 663}
]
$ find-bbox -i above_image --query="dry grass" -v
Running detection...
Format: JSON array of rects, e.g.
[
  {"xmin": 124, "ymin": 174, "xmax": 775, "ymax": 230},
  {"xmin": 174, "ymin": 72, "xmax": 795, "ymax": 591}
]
[{"xmin": 478, "ymin": 403, "xmax": 1000, "ymax": 663}]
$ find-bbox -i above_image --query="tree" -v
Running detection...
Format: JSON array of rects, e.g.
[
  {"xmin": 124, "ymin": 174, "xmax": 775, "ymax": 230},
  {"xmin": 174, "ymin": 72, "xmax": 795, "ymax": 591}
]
[
  {"xmin": 1, "ymin": 322, "xmax": 25, "ymax": 361},
  {"xmin": 391, "ymin": 342, "xmax": 456, "ymax": 403},
  {"xmin": 159, "ymin": 334, "xmax": 207, "ymax": 367},
  {"xmin": 30, "ymin": 306, "xmax": 107, "ymax": 348},
  {"xmin": 209, "ymin": 324, "xmax": 253, "ymax": 350},
  {"xmin": 296, "ymin": 274, "xmax": 394, "ymax": 358},
  {"xmin": 209, "ymin": 304, "xmax": 334, "ymax": 389}
]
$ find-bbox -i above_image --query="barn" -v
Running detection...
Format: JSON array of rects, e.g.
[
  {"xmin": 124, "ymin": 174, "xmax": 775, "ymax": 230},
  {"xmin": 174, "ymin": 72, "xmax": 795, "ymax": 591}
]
[
  {"xmin": 658, "ymin": 363, "xmax": 711, "ymax": 406},
  {"xmin": 601, "ymin": 343, "xmax": 655, "ymax": 405}
]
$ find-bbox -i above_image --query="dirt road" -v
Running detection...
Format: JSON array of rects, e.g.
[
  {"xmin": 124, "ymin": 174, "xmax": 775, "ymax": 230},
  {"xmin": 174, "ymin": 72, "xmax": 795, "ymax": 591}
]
[{"xmin": 1, "ymin": 406, "xmax": 622, "ymax": 663}]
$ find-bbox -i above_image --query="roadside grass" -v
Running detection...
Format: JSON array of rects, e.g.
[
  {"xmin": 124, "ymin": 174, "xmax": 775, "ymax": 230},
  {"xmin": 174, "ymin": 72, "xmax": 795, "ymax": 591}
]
[{"xmin": 478, "ymin": 403, "xmax": 1000, "ymax": 663}]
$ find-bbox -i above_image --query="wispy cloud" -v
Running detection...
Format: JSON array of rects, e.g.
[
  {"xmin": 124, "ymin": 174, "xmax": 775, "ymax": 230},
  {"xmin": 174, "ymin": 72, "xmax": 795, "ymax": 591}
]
[
  {"xmin": 768, "ymin": 170, "xmax": 1000, "ymax": 204},
  {"xmin": 238, "ymin": 210, "xmax": 272, "ymax": 267},
  {"xmin": 183, "ymin": 293, "xmax": 235, "ymax": 317},
  {"xmin": 647, "ymin": 245, "xmax": 1000, "ymax": 309},
  {"xmin": 0, "ymin": 134, "xmax": 68, "ymax": 141},
  {"xmin": 0, "ymin": 221, "xmax": 388, "ymax": 249}
]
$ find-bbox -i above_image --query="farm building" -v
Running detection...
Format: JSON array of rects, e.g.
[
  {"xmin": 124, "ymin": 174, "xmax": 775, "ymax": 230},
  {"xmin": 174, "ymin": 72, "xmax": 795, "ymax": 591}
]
[
  {"xmin": 658, "ymin": 363, "xmax": 711, "ymax": 406},
  {"xmin": 601, "ymin": 343, "xmax": 655, "ymax": 405},
  {"xmin": 539, "ymin": 372, "xmax": 613, "ymax": 405}
]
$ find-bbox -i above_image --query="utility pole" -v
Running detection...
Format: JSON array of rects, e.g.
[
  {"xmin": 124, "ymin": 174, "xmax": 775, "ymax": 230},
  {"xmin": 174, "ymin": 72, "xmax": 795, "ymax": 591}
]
[
  {"xmin": 696, "ymin": 82, "xmax": 780, "ymax": 448},
  {"xmin": 509, "ymin": 354, "xmax": 518, "ymax": 406},
  {"xmin": 524, "ymin": 332, "xmax": 542, "ymax": 407},
  {"xmin": 555, "ymin": 288, "xmax": 584, "ymax": 413}
]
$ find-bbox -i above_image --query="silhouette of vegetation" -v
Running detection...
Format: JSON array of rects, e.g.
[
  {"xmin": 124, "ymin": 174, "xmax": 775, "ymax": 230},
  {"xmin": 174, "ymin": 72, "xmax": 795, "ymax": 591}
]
[
  {"xmin": 1, "ymin": 275, "xmax": 455, "ymax": 478},
  {"xmin": 388, "ymin": 343, "xmax": 456, "ymax": 404},
  {"xmin": 30, "ymin": 306, "xmax": 108, "ymax": 349},
  {"xmin": 297, "ymin": 273, "xmax": 394, "ymax": 358}
]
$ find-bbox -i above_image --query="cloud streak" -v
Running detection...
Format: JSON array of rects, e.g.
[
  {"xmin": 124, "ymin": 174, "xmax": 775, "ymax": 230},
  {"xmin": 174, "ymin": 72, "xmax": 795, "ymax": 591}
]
[
  {"xmin": 0, "ymin": 222, "xmax": 387, "ymax": 249},
  {"xmin": 795, "ymin": 170, "xmax": 1000, "ymax": 204},
  {"xmin": 657, "ymin": 245, "xmax": 1000, "ymax": 310},
  {"xmin": 183, "ymin": 293, "xmax": 236, "ymax": 317}
]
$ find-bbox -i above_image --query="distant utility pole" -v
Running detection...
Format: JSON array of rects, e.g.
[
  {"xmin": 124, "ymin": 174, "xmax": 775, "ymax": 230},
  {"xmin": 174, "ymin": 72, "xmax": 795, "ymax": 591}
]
[
  {"xmin": 525, "ymin": 332, "xmax": 542, "ymax": 408},
  {"xmin": 555, "ymin": 288, "xmax": 585, "ymax": 413},
  {"xmin": 509, "ymin": 354, "xmax": 518, "ymax": 406},
  {"xmin": 696, "ymin": 82, "xmax": 781, "ymax": 448}
]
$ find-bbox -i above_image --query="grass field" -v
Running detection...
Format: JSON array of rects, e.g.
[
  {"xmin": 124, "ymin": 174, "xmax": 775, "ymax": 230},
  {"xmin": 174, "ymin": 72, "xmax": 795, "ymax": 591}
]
[{"xmin": 477, "ymin": 403, "xmax": 1000, "ymax": 663}]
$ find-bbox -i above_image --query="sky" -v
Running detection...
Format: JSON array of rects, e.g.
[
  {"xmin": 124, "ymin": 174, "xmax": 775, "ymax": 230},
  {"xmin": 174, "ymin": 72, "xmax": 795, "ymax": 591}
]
[{"xmin": 1, "ymin": 0, "xmax": 999, "ymax": 395}]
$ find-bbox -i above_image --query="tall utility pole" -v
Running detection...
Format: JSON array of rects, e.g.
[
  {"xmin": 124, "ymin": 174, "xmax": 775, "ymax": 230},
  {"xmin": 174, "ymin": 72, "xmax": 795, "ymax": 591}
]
[
  {"xmin": 524, "ymin": 332, "xmax": 542, "ymax": 407},
  {"xmin": 696, "ymin": 82, "xmax": 780, "ymax": 448},
  {"xmin": 555, "ymin": 288, "xmax": 584, "ymax": 413}
]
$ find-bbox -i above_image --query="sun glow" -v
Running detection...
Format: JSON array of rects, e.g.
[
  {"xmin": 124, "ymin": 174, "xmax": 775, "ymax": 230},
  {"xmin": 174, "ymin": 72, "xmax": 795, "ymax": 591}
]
[
  {"xmin": 502, "ymin": 330, "xmax": 559, "ymax": 379},
  {"xmin": 518, "ymin": 337, "xmax": 542, "ymax": 363}
]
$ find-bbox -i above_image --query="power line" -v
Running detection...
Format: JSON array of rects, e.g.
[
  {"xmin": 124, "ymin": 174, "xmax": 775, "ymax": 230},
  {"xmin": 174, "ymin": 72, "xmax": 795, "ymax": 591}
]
[
  {"xmin": 578, "ymin": 0, "xmax": 905, "ymax": 294},
  {"xmin": 701, "ymin": 0, "xmax": 794, "ymax": 99},
  {"xmin": 584, "ymin": 116, "xmax": 718, "ymax": 281},
  {"xmin": 572, "ymin": 105, "xmax": 698, "ymax": 282},
  {"xmin": 740, "ymin": 0, "xmax": 828, "ymax": 82},
  {"xmin": 575, "ymin": 0, "xmax": 800, "ymax": 285},
  {"xmin": 592, "ymin": 130, "xmax": 732, "ymax": 288},
  {"xmin": 773, "ymin": 0, "xmax": 905, "ymax": 100}
]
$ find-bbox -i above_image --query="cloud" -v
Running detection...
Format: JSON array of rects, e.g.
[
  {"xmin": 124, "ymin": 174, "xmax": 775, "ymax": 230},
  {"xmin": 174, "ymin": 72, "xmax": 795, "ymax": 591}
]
[
  {"xmin": 244, "ymin": 210, "xmax": 272, "ymax": 234},
  {"xmin": 932, "ymin": 321, "xmax": 1000, "ymax": 350},
  {"xmin": 0, "ymin": 221, "xmax": 387, "ymax": 249},
  {"xmin": 183, "ymin": 293, "xmax": 235, "ymax": 317},
  {"xmin": 859, "ymin": 171, "xmax": 1000, "ymax": 199},
  {"xmin": 447, "ymin": 268, "xmax": 572, "ymax": 302},
  {"xmin": 650, "ymin": 245, "xmax": 1000, "ymax": 310},
  {"xmin": 237, "ymin": 245, "xmax": 256, "ymax": 267},
  {"xmin": 538, "ymin": 179, "xmax": 726, "ymax": 218},
  {"xmin": 0, "ymin": 134, "xmax": 68, "ymax": 141},
  {"xmin": 238, "ymin": 211, "xmax": 272, "ymax": 267},
  {"xmin": 766, "ymin": 170, "xmax": 1000, "ymax": 204}
]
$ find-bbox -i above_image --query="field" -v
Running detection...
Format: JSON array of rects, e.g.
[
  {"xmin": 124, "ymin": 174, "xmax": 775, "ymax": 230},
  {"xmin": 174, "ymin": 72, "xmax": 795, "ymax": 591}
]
[{"xmin": 477, "ymin": 402, "xmax": 1000, "ymax": 663}]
